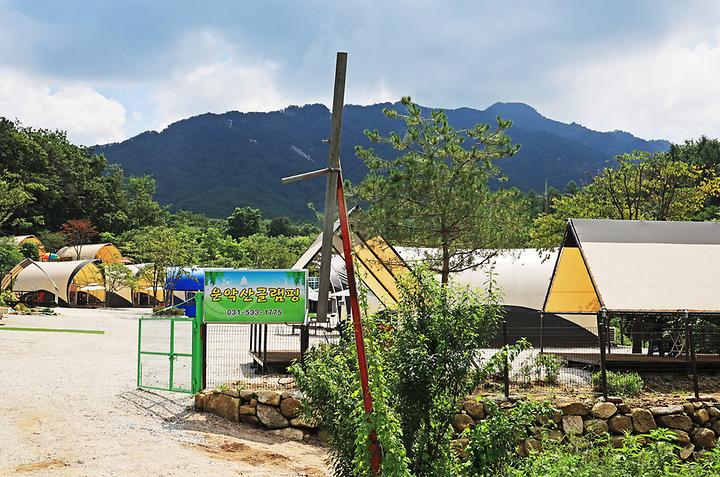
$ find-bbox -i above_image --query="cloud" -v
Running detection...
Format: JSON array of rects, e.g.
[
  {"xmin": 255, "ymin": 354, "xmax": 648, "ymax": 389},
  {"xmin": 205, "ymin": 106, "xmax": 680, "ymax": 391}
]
[
  {"xmin": 0, "ymin": 69, "xmax": 127, "ymax": 145},
  {"xmin": 539, "ymin": 29, "xmax": 720, "ymax": 142}
]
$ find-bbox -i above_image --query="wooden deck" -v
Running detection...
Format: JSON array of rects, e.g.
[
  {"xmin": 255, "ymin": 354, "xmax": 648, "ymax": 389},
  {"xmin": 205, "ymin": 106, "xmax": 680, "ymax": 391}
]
[
  {"xmin": 554, "ymin": 351, "xmax": 720, "ymax": 371},
  {"xmin": 249, "ymin": 350, "xmax": 300, "ymax": 368}
]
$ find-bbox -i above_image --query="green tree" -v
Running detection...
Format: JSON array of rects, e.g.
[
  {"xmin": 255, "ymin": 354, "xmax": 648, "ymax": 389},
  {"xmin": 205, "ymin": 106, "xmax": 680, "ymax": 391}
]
[
  {"xmin": 18, "ymin": 242, "xmax": 39, "ymax": 260},
  {"xmin": 0, "ymin": 238, "xmax": 22, "ymax": 275},
  {"xmin": 236, "ymin": 234, "xmax": 315, "ymax": 269},
  {"xmin": 355, "ymin": 97, "xmax": 528, "ymax": 283},
  {"xmin": 530, "ymin": 151, "xmax": 716, "ymax": 248},
  {"xmin": 267, "ymin": 216, "xmax": 294, "ymax": 237},
  {"xmin": 98, "ymin": 262, "xmax": 137, "ymax": 307},
  {"xmin": 227, "ymin": 207, "xmax": 264, "ymax": 239},
  {"xmin": 126, "ymin": 225, "xmax": 200, "ymax": 304},
  {"xmin": 0, "ymin": 174, "xmax": 34, "ymax": 230}
]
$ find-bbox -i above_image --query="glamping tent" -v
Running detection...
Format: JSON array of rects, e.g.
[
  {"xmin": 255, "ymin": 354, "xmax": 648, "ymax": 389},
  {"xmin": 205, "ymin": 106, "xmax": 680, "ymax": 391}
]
[
  {"xmin": 2, "ymin": 259, "xmax": 104, "ymax": 306},
  {"xmin": 12, "ymin": 235, "xmax": 46, "ymax": 253},
  {"xmin": 543, "ymin": 219, "xmax": 720, "ymax": 315},
  {"xmin": 56, "ymin": 243, "xmax": 124, "ymax": 263},
  {"xmin": 396, "ymin": 247, "xmax": 599, "ymax": 346}
]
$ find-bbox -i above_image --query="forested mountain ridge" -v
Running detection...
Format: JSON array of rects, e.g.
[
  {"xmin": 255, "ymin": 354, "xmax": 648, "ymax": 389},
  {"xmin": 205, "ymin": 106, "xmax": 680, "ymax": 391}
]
[{"xmin": 96, "ymin": 102, "xmax": 670, "ymax": 220}]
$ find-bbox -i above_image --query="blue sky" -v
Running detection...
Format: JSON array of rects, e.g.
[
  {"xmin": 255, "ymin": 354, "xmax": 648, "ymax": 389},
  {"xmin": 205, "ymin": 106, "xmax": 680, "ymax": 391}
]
[{"xmin": 1, "ymin": 0, "xmax": 719, "ymax": 145}]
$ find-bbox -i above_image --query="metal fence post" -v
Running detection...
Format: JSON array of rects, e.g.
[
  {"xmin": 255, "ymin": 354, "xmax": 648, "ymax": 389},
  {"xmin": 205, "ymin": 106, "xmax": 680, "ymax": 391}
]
[
  {"xmin": 686, "ymin": 310, "xmax": 700, "ymax": 399},
  {"xmin": 503, "ymin": 320, "xmax": 510, "ymax": 398},
  {"xmin": 300, "ymin": 324, "xmax": 310, "ymax": 367},
  {"xmin": 191, "ymin": 292, "xmax": 205, "ymax": 394},
  {"xmin": 539, "ymin": 312, "xmax": 544, "ymax": 354},
  {"xmin": 597, "ymin": 311, "xmax": 608, "ymax": 399}
]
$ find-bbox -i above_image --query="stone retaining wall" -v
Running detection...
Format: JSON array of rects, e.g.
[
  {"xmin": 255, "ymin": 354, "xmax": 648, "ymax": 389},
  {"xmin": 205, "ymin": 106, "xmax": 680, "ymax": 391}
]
[
  {"xmin": 196, "ymin": 388, "xmax": 720, "ymax": 460},
  {"xmin": 452, "ymin": 396, "xmax": 720, "ymax": 460},
  {"xmin": 194, "ymin": 388, "xmax": 321, "ymax": 442}
]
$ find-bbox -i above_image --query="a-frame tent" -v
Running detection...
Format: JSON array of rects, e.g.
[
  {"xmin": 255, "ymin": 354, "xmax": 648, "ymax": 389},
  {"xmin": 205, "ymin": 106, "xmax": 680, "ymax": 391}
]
[
  {"xmin": 292, "ymin": 211, "xmax": 411, "ymax": 310},
  {"xmin": 543, "ymin": 218, "xmax": 720, "ymax": 315}
]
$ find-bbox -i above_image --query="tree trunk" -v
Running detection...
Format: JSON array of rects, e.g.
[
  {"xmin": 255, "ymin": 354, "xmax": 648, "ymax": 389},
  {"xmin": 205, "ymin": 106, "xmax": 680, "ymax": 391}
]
[{"xmin": 441, "ymin": 244, "xmax": 450, "ymax": 285}]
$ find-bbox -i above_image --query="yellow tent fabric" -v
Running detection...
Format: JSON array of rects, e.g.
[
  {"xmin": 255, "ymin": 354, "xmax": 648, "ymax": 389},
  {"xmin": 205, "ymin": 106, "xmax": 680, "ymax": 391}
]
[
  {"xmin": 57, "ymin": 243, "xmax": 124, "ymax": 263},
  {"xmin": 543, "ymin": 247, "xmax": 601, "ymax": 314}
]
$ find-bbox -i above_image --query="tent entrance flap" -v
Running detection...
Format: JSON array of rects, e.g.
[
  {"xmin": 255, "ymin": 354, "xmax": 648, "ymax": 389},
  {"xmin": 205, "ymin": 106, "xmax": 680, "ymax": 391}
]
[{"xmin": 543, "ymin": 247, "xmax": 601, "ymax": 314}]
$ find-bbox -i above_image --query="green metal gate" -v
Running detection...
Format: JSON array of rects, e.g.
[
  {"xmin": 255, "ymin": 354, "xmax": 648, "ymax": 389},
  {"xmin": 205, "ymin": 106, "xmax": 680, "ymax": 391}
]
[{"xmin": 136, "ymin": 293, "xmax": 204, "ymax": 393}]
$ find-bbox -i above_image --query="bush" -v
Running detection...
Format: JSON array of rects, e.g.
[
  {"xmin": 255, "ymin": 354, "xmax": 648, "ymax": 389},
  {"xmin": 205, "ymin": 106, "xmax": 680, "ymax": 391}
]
[
  {"xmin": 593, "ymin": 370, "xmax": 644, "ymax": 397},
  {"xmin": 534, "ymin": 353, "xmax": 563, "ymax": 384},
  {"xmin": 503, "ymin": 428, "xmax": 720, "ymax": 477},
  {"xmin": 152, "ymin": 306, "xmax": 185, "ymax": 316},
  {"xmin": 291, "ymin": 267, "xmax": 504, "ymax": 477}
]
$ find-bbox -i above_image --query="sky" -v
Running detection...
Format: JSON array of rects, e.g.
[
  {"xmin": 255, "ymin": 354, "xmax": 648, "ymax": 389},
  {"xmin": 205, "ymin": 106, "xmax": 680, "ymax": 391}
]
[{"xmin": 1, "ymin": 0, "xmax": 720, "ymax": 145}]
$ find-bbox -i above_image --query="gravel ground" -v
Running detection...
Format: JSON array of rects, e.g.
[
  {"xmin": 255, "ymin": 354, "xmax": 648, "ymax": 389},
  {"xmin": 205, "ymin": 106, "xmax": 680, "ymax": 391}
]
[{"xmin": 0, "ymin": 308, "xmax": 330, "ymax": 476}]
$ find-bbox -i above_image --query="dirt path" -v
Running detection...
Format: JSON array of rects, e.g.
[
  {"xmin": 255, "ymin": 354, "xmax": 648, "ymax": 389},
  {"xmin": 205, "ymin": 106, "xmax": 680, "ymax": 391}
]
[{"xmin": 0, "ymin": 308, "xmax": 330, "ymax": 476}]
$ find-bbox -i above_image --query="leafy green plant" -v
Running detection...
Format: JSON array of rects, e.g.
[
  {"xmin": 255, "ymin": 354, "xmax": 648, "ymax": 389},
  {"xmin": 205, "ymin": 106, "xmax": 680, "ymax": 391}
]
[
  {"xmin": 292, "ymin": 267, "xmax": 504, "ymax": 477},
  {"xmin": 535, "ymin": 353, "xmax": 563, "ymax": 384},
  {"xmin": 467, "ymin": 400, "xmax": 554, "ymax": 476},
  {"xmin": 593, "ymin": 371, "xmax": 644, "ymax": 397}
]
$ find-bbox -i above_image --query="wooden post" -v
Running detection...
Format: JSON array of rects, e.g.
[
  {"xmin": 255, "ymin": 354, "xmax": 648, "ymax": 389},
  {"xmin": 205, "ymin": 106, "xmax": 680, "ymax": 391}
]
[
  {"xmin": 597, "ymin": 310, "xmax": 608, "ymax": 399},
  {"xmin": 317, "ymin": 52, "xmax": 347, "ymax": 323}
]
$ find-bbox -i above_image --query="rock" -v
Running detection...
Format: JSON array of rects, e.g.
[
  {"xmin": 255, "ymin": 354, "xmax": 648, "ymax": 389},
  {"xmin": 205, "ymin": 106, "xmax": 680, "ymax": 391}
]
[
  {"xmin": 238, "ymin": 389, "xmax": 256, "ymax": 401},
  {"xmin": 585, "ymin": 419, "xmax": 609, "ymax": 436},
  {"xmin": 240, "ymin": 415, "xmax": 261, "ymax": 427},
  {"xmin": 694, "ymin": 409, "xmax": 710, "ymax": 425},
  {"xmin": 290, "ymin": 416, "xmax": 318, "ymax": 429},
  {"xmin": 683, "ymin": 403, "xmax": 695, "ymax": 414},
  {"xmin": 691, "ymin": 428, "xmax": 716, "ymax": 449},
  {"xmin": 559, "ymin": 402, "xmax": 589, "ymax": 416},
  {"xmin": 679, "ymin": 443, "xmax": 695, "ymax": 460},
  {"xmin": 610, "ymin": 435, "xmax": 626, "ymax": 448},
  {"xmin": 256, "ymin": 404, "xmax": 289, "ymax": 429},
  {"xmin": 272, "ymin": 427, "xmax": 304, "ymax": 441},
  {"xmin": 280, "ymin": 397, "xmax": 302, "ymax": 419},
  {"xmin": 317, "ymin": 426, "xmax": 331, "ymax": 443},
  {"xmin": 631, "ymin": 408, "xmax": 657, "ymax": 433},
  {"xmin": 521, "ymin": 438, "xmax": 542, "ymax": 456},
  {"xmin": 451, "ymin": 438, "xmax": 470, "ymax": 459},
  {"xmin": 206, "ymin": 393, "xmax": 240, "ymax": 422},
  {"xmin": 278, "ymin": 377, "xmax": 295, "ymax": 386},
  {"xmin": 650, "ymin": 405, "xmax": 684, "ymax": 416},
  {"xmin": 672, "ymin": 430, "xmax": 691, "ymax": 445},
  {"xmin": 657, "ymin": 414, "xmax": 693, "ymax": 433},
  {"xmin": 239, "ymin": 404, "xmax": 256, "ymax": 416},
  {"xmin": 452, "ymin": 414, "xmax": 475, "ymax": 433},
  {"xmin": 608, "ymin": 415, "xmax": 633, "ymax": 434},
  {"xmin": 562, "ymin": 415, "xmax": 584, "ymax": 435},
  {"xmin": 194, "ymin": 392, "xmax": 207, "ymax": 411},
  {"xmin": 256, "ymin": 390, "xmax": 282, "ymax": 407},
  {"xmin": 592, "ymin": 402, "xmax": 617, "ymax": 420},
  {"xmin": 544, "ymin": 429, "xmax": 564, "ymax": 441},
  {"xmin": 463, "ymin": 399, "xmax": 485, "ymax": 420},
  {"xmin": 222, "ymin": 388, "xmax": 240, "ymax": 398},
  {"xmin": 617, "ymin": 403, "xmax": 631, "ymax": 414},
  {"xmin": 712, "ymin": 421, "xmax": 720, "ymax": 435},
  {"xmin": 708, "ymin": 407, "xmax": 720, "ymax": 418},
  {"xmin": 693, "ymin": 402, "xmax": 704, "ymax": 409}
]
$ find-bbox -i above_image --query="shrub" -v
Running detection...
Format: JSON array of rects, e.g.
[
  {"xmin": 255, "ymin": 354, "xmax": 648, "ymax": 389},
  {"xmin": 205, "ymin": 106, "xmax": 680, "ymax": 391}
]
[
  {"xmin": 503, "ymin": 428, "xmax": 720, "ymax": 477},
  {"xmin": 593, "ymin": 370, "xmax": 644, "ymax": 397},
  {"xmin": 534, "ymin": 353, "xmax": 563, "ymax": 384},
  {"xmin": 291, "ymin": 267, "xmax": 504, "ymax": 477},
  {"xmin": 152, "ymin": 306, "xmax": 185, "ymax": 316}
]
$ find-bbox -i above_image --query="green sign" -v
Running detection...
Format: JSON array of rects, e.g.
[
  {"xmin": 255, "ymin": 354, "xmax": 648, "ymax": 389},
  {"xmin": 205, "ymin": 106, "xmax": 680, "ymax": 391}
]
[{"xmin": 203, "ymin": 269, "xmax": 307, "ymax": 323}]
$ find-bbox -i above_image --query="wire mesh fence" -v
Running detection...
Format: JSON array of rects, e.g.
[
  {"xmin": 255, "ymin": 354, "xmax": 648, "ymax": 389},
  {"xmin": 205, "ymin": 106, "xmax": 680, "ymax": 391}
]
[
  {"xmin": 205, "ymin": 322, "xmax": 340, "ymax": 389},
  {"xmin": 201, "ymin": 317, "xmax": 720, "ymax": 395}
]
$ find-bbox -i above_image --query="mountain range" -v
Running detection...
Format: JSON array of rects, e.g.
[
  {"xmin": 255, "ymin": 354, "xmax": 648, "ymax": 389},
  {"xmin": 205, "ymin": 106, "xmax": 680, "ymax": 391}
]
[{"xmin": 96, "ymin": 102, "xmax": 670, "ymax": 220}]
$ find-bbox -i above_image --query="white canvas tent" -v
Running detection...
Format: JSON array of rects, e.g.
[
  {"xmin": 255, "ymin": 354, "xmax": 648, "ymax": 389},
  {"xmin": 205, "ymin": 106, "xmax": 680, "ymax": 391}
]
[{"xmin": 543, "ymin": 219, "xmax": 720, "ymax": 315}]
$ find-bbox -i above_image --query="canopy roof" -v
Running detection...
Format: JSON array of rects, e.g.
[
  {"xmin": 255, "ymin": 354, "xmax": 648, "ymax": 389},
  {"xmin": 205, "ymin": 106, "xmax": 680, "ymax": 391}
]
[
  {"xmin": 3, "ymin": 258, "xmax": 103, "ymax": 304},
  {"xmin": 397, "ymin": 248, "xmax": 558, "ymax": 309},
  {"xmin": 11, "ymin": 235, "xmax": 45, "ymax": 251},
  {"xmin": 57, "ymin": 243, "xmax": 124, "ymax": 263},
  {"xmin": 543, "ymin": 219, "xmax": 720, "ymax": 314}
]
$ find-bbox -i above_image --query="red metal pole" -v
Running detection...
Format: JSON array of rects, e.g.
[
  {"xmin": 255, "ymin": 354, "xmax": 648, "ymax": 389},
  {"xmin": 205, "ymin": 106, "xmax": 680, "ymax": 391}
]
[{"xmin": 336, "ymin": 174, "xmax": 382, "ymax": 475}]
